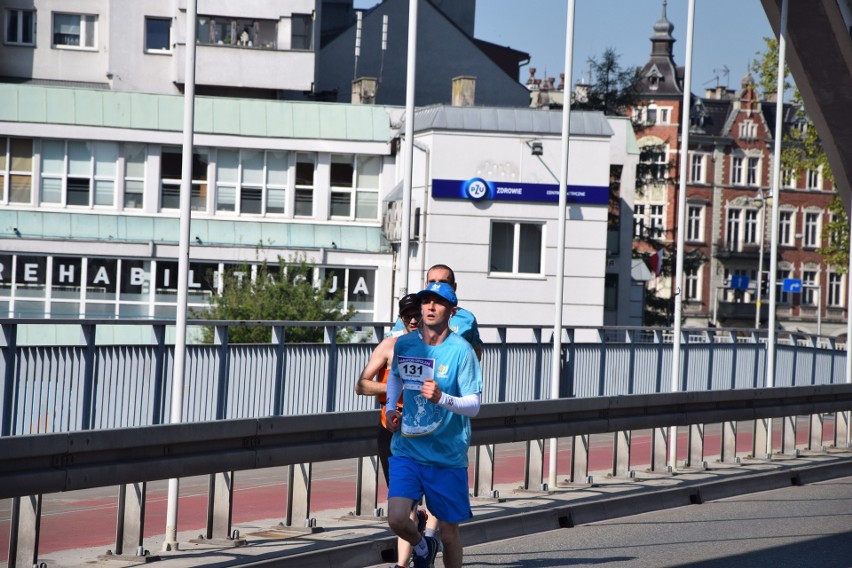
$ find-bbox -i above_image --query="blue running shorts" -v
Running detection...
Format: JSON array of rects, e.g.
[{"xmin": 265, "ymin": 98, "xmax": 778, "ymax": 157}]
[{"xmin": 388, "ymin": 455, "xmax": 472, "ymax": 524}]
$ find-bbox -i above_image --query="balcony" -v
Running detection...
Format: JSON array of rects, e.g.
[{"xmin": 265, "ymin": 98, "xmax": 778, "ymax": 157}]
[
  {"xmin": 173, "ymin": 44, "xmax": 315, "ymax": 92},
  {"xmin": 716, "ymin": 301, "xmax": 767, "ymax": 324},
  {"xmin": 713, "ymin": 241, "xmax": 764, "ymax": 260}
]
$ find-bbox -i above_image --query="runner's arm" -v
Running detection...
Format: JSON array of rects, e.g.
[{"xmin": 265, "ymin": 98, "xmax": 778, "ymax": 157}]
[
  {"xmin": 354, "ymin": 338, "xmax": 392, "ymax": 396},
  {"xmin": 384, "ymin": 369, "xmax": 403, "ymax": 421},
  {"xmin": 437, "ymin": 392, "xmax": 480, "ymax": 417}
]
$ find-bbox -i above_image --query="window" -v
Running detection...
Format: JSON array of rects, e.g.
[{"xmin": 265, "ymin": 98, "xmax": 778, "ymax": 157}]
[
  {"xmin": 53, "ymin": 13, "xmax": 97, "ymax": 48},
  {"xmin": 802, "ymin": 270, "xmax": 817, "ymax": 306},
  {"xmin": 633, "ymin": 204, "xmax": 645, "ymax": 237},
  {"xmin": 196, "ymin": 17, "xmax": 276, "ymax": 49},
  {"xmin": 39, "ymin": 140, "xmax": 117, "ymax": 207},
  {"xmin": 604, "ymin": 274, "xmax": 618, "ymax": 311},
  {"xmin": 1, "ymin": 137, "xmax": 34, "ymax": 203},
  {"xmin": 778, "ymin": 210, "xmax": 793, "ymax": 246},
  {"xmin": 145, "ymin": 17, "xmax": 170, "ymax": 52},
  {"xmin": 689, "ymin": 153, "xmax": 705, "ymax": 183},
  {"xmin": 739, "ymin": 119, "xmax": 757, "ymax": 140},
  {"xmin": 291, "ymin": 14, "xmax": 313, "ymax": 50},
  {"xmin": 829, "ymin": 212, "xmax": 842, "ymax": 247},
  {"xmin": 806, "ymin": 168, "xmax": 822, "ymax": 189},
  {"xmin": 160, "ymin": 147, "xmax": 208, "ymax": 211},
  {"xmin": 123, "ymin": 143, "xmax": 145, "ymax": 209},
  {"xmin": 633, "ymin": 203, "xmax": 665, "ymax": 238},
  {"xmin": 685, "ymin": 267, "xmax": 700, "ymax": 301},
  {"xmin": 744, "ymin": 209, "xmax": 759, "ymax": 245},
  {"xmin": 7, "ymin": 138, "xmax": 32, "ymax": 203},
  {"xmin": 686, "ymin": 205, "xmax": 703, "ymax": 242},
  {"xmin": 747, "ymin": 157, "xmax": 760, "ymax": 186},
  {"xmin": 638, "ymin": 143, "xmax": 667, "ymax": 184},
  {"xmin": 828, "ymin": 272, "xmax": 844, "ymax": 307},
  {"xmin": 294, "ymin": 153, "xmax": 314, "ymax": 217},
  {"xmin": 355, "ymin": 156, "xmax": 380, "ymax": 219},
  {"xmin": 726, "ymin": 208, "xmax": 741, "ymax": 251},
  {"xmin": 646, "ymin": 106, "xmax": 657, "ymax": 124},
  {"xmin": 330, "ymin": 155, "xmax": 354, "ymax": 217},
  {"xmin": 5, "ymin": 8, "xmax": 35, "ymax": 46},
  {"xmin": 215, "ymin": 149, "xmax": 287, "ymax": 215},
  {"xmin": 731, "ymin": 156, "xmax": 743, "ymax": 185},
  {"xmin": 782, "ymin": 169, "xmax": 796, "ymax": 188},
  {"xmin": 649, "ymin": 204, "xmax": 664, "ymax": 237},
  {"xmin": 803, "ymin": 211, "xmax": 820, "ymax": 248},
  {"xmin": 329, "ymin": 154, "xmax": 380, "ymax": 220},
  {"xmin": 489, "ymin": 221, "xmax": 543, "ymax": 275},
  {"xmin": 659, "ymin": 108, "xmax": 670, "ymax": 124}
]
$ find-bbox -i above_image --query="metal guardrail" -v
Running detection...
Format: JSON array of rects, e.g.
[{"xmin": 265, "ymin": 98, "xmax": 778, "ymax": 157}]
[
  {"xmin": 2, "ymin": 385, "xmax": 852, "ymax": 500},
  {"xmin": 2, "ymin": 320, "xmax": 848, "ymax": 436}
]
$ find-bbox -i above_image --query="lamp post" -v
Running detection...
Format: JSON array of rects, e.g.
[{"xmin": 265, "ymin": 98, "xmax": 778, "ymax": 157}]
[{"xmin": 753, "ymin": 191, "xmax": 771, "ymax": 329}]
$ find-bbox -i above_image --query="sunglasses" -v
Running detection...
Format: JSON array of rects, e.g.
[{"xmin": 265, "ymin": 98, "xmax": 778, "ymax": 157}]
[
  {"xmin": 427, "ymin": 279, "xmax": 452, "ymax": 285},
  {"xmin": 400, "ymin": 312, "xmax": 421, "ymax": 321}
]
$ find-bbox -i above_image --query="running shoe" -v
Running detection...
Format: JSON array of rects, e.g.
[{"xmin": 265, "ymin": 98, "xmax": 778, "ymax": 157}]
[{"xmin": 412, "ymin": 535, "xmax": 439, "ymax": 568}]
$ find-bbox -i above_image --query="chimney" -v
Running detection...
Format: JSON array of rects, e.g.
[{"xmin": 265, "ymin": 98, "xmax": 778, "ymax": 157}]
[
  {"xmin": 451, "ymin": 76, "xmax": 476, "ymax": 107},
  {"xmin": 351, "ymin": 77, "xmax": 377, "ymax": 104}
]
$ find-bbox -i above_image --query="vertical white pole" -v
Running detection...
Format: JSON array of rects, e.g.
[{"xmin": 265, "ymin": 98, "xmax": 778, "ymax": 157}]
[
  {"xmin": 354, "ymin": 11, "xmax": 362, "ymax": 80},
  {"xmin": 755, "ymin": 194, "xmax": 766, "ymax": 329},
  {"xmin": 548, "ymin": 0, "xmax": 576, "ymax": 490},
  {"xmin": 163, "ymin": 0, "xmax": 197, "ymax": 552},
  {"xmin": 398, "ymin": 0, "xmax": 419, "ymax": 297},
  {"xmin": 766, "ymin": 0, "xmax": 788, "ymax": 457},
  {"xmin": 846, "ymin": 172, "xmax": 852, "ymax": 448},
  {"xmin": 668, "ymin": 0, "xmax": 695, "ymax": 471}
]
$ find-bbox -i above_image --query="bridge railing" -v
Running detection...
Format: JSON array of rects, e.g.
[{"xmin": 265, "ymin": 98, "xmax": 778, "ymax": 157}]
[
  {"xmin": 1, "ymin": 319, "xmax": 848, "ymax": 436},
  {"xmin": 2, "ymin": 384, "xmax": 851, "ymax": 567}
]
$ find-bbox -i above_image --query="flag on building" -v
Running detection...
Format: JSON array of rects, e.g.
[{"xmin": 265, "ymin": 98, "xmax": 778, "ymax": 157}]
[{"xmin": 646, "ymin": 248, "xmax": 664, "ymax": 277}]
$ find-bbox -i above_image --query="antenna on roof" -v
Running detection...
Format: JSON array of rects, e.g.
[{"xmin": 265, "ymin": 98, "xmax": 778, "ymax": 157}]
[
  {"xmin": 353, "ymin": 11, "xmax": 363, "ymax": 80},
  {"xmin": 703, "ymin": 65, "xmax": 730, "ymax": 88}
]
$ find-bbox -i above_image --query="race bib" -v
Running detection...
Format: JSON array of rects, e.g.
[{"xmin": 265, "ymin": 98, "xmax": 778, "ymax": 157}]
[{"xmin": 398, "ymin": 356, "xmax": 435, "ymax": 390}]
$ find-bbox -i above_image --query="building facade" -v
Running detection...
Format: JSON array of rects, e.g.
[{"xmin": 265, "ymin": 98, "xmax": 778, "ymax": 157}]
[
  {"xmin": 629, "ymin": 5, "xmax": 844, "ymax": 336},
  {"xmin": 0, "ymin": 0, "xmax": 319, "ymax": 98},
  {"xmin": 0, "ymin": 0, "xmax": 639, "ymax": 340}
]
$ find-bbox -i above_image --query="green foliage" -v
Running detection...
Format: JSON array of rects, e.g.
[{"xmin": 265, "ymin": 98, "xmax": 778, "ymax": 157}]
[
  {"xmin": 817, "ymin": 195, "xmax": 850, "ymax": 273},
  {"xmin": 634, "ymin": 226, "xmax": 706, "ymax": 326},
  {"xmin": 193, "ymin": 255, "xmax": 354, "ymax": 343},
  {"xmin": 754, "ymin": 35, "xmax": 839, "ymax": 271},
  {"xmin": 752, "ymin": 37, "xmax": 833, "ymax": 185},
  {"xmin": 572, "ymin": 48, "xmax": 640, "ymax": 117},
  {"xmin": 781, "ymin": 119, "xmax": 834, "ymax": 187},
  {"xmin": 750, "ymin": 37, "xmax": 792, "ymax": 97},
  {"xmin": 635, "ymin": 143, "xmax": 676, "ymax": 197}
]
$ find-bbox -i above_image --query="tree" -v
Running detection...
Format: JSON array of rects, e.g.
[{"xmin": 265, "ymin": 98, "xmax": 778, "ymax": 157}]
[
  {"xmin": 572, "ymin": 48, "xmax": 640, "ymax": 117},
  {"xmin": 751, "ymin": 37, "xmax": 792, "ymax": 99},
  {"xmin": 752, "ymin": 37, "xmax": 840, "ymax": 266},
  {"xmin": 636, "ymin": 229, "xmax": 706, "ymax": 327},
  {"xmin": 818, "ymin": 195, "xmax": 850, "ymax": 273},
  {"xmin": 194, "ymin": 255, "xmax": 354, "ymax": 343}
]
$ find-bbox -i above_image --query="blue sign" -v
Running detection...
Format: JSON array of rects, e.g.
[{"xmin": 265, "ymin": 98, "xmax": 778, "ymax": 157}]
[
  {"xmin": 730, "ymin": 275, "xmax": 750, "ymax": 290},
  {"xmin": 432, "ymin": 178, "xmax": 609, "ymax": 205},
  {"xmin": 783, "ymin": 278, "xmax": 802, "ymax": 293}
]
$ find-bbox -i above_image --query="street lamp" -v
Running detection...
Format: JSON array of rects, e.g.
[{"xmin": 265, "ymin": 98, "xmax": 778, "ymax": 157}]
[{"xmin": 753, "ymin": 191, "xmax": 772, "ymax": 328}]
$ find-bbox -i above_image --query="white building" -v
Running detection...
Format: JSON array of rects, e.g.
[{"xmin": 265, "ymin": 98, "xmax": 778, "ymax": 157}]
[
  {"xmin": 0, "ymin": 83, "xmax": 399, "ymax": 336},
  {"xmin": 0, "ymin": 0, "xmax": 318, "ymax": 98},
  {"xmin": 0, "ymin": 1, "xmax": 642, "ymax": 338},
  {"xmin": 386, "ymin": 104, "xmax": 642, "ymax": 336}
]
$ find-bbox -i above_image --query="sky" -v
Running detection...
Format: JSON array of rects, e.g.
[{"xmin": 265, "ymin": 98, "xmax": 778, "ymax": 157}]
[{"xmin": 353, "ymin": 0, "xmax": 776, "ymax": 95}]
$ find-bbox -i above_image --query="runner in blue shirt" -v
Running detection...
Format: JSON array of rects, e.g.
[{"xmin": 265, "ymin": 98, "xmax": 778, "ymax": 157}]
[
  {"xmin": 385, "ymin": 282, "xmax": 482, "ymax": 568},
  {"xmin": 390, "ymin": 264, "xmax": 482, "ymax": 360}
]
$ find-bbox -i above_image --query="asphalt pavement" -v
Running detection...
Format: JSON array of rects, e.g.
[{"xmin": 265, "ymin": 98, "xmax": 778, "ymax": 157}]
[
  {"xmin": 26, "ymin": 449, "xmax": 852, "ymax": 568},
  {"xmin": 451, "ymin": 475, "xmax": 852, "ymax": 568}
]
